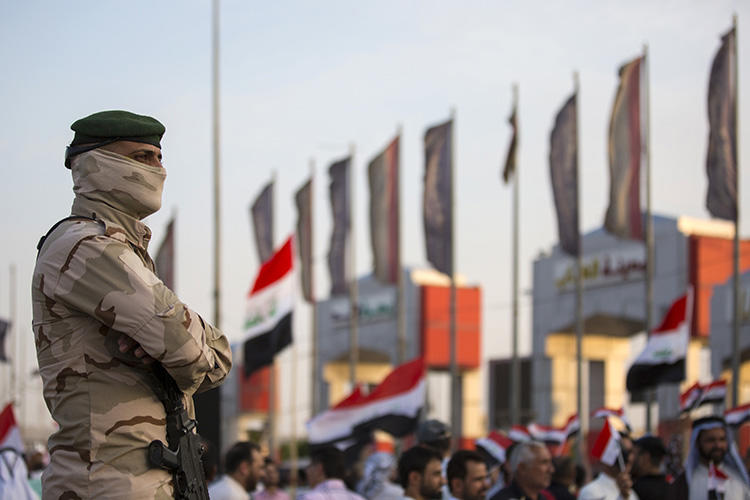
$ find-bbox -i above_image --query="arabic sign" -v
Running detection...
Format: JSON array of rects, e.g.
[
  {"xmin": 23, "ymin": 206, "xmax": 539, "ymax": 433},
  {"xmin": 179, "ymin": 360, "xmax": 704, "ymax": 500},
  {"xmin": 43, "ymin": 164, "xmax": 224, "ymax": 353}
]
[
  {"xmin": 554, "ymin": 246, "xmax": 646, "ymax": 291},
  {"xmin": 330, "ymin": 289, "xmax": 397, "ymax": 326}
]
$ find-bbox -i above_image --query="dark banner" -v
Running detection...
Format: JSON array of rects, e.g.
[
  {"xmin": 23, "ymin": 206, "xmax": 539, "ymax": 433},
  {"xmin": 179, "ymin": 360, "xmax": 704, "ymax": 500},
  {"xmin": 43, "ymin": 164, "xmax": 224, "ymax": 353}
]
[
  {"xmin": 549, "ymin": 94, "xmax": 579, "ymax": 256},
  {"xmin": 423, "ymin": 119, "xmax": 452, "ymax": 275}
]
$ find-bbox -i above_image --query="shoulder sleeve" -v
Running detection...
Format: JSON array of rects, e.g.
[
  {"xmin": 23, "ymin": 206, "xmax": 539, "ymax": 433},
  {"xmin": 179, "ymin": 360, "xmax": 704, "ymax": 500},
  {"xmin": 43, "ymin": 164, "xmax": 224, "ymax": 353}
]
[{"xmin": 49, "ymin": 232, "xmax": 232, "ymax": 395}]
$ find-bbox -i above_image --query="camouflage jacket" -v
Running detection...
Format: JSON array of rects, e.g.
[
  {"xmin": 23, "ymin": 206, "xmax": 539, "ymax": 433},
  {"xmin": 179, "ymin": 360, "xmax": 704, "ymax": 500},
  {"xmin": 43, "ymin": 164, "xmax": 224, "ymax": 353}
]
[{"xmin": 32, "ymin": 152, "xmax": 232, "ymax": 499}]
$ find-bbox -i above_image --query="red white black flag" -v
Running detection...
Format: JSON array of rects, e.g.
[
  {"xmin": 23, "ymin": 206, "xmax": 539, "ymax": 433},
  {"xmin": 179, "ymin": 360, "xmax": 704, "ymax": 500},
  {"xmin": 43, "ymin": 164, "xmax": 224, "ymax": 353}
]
[
  {"xmin": 527, "ymin": 414, "xmax": 579, "ymax": 446},
  {"xmin": 591, "ymin": 407, "xmax": 632, "ymax": 433},
  {"xmin": 626, "ymin": 290, "xmax": 692, "ymax": 392},
  {"xmin": 242, "ymin": 236, "xmax": 294, "ymax": 376},
  {"xmin": 591, "ymin": 419, "xmax": 621, "ymax": 467},
  {"xmin": 476, "ymin": 431, "xmax": 513, "ymax": 464},
  {"xmin": 680, "ymin": 382, "xmax": 703, "ymax": 413},
  {"xmin": 307, "ymin": 358, "xmax": 426, "ymax": 446},
  {"xmin": 698, "ymin": 379, "xmax": 728, "ymax": 407},
  {"xmin": 508, "ymin": 425, "xmax": 532, "ymax": 443},
  {"xmin": 725, "ymin": 403, "xmax": 750, "ymax": 427}
]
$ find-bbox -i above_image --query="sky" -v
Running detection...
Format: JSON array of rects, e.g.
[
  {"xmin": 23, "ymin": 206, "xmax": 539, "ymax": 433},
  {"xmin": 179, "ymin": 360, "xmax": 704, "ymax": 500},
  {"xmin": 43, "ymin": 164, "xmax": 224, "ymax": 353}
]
[{"xmin": 1, "ymin": 1, "xmax": 748, "ymax": 438}]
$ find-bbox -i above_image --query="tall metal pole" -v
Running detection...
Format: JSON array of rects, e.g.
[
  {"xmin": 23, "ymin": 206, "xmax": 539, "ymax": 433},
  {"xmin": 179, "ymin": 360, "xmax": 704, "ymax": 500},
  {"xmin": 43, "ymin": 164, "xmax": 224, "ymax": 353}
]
[
  {"xmin": 644, "ymin": 45, "xmax": 655, "ymax": 433},
  {"xmin": 732, "ymin": 14, "xmax": 741, "ymax": 408},
  {"xmin": 349, "ymin": 144, "xmax": 359, "ymax": 387},
  {"xmin": 396, "ymin": 125, "xmax": 406, "ymax": 364},
  {"xmin": 449, "ymin": 108, "xmax": 461, "ymax": 448},
  {"xmin": 573, "ymin": 73, "xmax": 585, "ymax": 461},
  {"xmin": 310, "ymin": 159, "xmax": 320, "ymax": 415},
  {"xmin": 290, "ymin": 342, "xmax": 299, "ymax": 493},
  {"xmin": 10, "ymin": 265, "xmax": 17, "ymax": 406},
  {"xmin": 510, "ymin": 84, "xmax": 521, "ymax": 427},
  {"xmin": 211, "ymin": 0, "xmax": 221, "ymax": 330},
  {"xmin": 268, "ymin": 172, "xmax": 277, "ymax": 457}
]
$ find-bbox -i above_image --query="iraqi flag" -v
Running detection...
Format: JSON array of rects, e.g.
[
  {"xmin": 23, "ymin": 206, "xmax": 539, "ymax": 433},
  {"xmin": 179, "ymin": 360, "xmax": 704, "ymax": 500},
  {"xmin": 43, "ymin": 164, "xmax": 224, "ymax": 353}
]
[
  {"xmin": 708, "ymin": 462, "xmax": 729, "ymax": 499},
  {"xmin": 680, "ymin": 382, "xmax": 703, "ymax": 413},
  {"xmin": 475, "ymin": 431, "xmax": 513, "ymax": 464},
  {"xmin": 626, "ymin": 290, "xmax": 692, "ymax": 392},
  {"xmin": 725, "ymin": 403, "xmax": 750, "ymax": 427},
  {"xmin": 0, "ymin": 403, "xmax": 23, "ymax": 453},
  {"xmin": 591, "ymin": 407, "xmax": 632, "ymax": 433},
  {"xmin": 528, "ymin": 423, "xmax": 567, "ymax": 445},
  {"xmin": 697, "ymin": 379, "xmax": 728, "ymax": 408},
  {"xmin": 591, "ymin": 419, "xmax": 621, "ymax": 467},
  {"xmin": 307, "ymin": 358, "xmax": 425, "ymax": 446},
  {"xmin": 508, "ymin": 425, "xmax": 532, "ymax": 443},
  {"xmin": 0, "ymin": 403, "xmax": 38, "ymax": 500},
  {"xmin": 242, "ymin": 236, "xmax": 294, "ymax": 376}
]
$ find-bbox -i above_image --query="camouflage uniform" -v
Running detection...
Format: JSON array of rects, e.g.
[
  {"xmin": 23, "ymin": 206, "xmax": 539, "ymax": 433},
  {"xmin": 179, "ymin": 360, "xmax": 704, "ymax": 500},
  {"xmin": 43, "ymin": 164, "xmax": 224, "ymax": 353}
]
[{"xmin": 32, "ymin": 149, "xmax": 232, "ymax": 499}]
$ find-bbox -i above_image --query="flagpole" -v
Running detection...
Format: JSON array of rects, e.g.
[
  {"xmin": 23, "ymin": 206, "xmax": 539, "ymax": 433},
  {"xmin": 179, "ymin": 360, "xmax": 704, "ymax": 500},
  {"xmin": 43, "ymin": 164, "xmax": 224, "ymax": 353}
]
[
  {"xmin": 290, "ymin": 341, "xmax": 299, "ymax": 493},
  {"xmin": 10, "ymin": 264, "xmax": 16, "ymax": 407},
  {"xmin": 643, "ymin": 44, "xmax": 656, "ymax": 434},
  {"xmin": 396, "ymin": 124, "xmax": 406, "ymax": 364},
  {"xmin": 449, "ymin": 107, "xmax": 461, "ymax": 448},
  {"xmin": 310, "ymin": 159, "xmax": 320, "ymax": 416},
  {"xmin": 268, "ymin": 171, "xmax": 277, "ymax": 458},
  {"xmin": 731, "ymin": 13, "xmax": 740, "ymax": 408},
  {"xmin": 349, "ymin": 143, "xmax": 359, "ymax": 388},
  {"xmin": 573, "ymin": 72, "xmax": 585, "ymax": 462},
  {"xmin": 510, "ymin": 83, "xmax": 521, "ymax": 427},
  {"xmin": 211, "ymin": 0, "xmax": 221, "ymax": 332}
]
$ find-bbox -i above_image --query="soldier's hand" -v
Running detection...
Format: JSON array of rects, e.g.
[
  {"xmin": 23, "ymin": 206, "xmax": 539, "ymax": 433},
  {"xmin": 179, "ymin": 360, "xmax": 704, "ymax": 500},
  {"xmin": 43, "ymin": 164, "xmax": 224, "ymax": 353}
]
[{"xmin": 118, "ymin": 334, "xmax": 155, "ymax": 365}]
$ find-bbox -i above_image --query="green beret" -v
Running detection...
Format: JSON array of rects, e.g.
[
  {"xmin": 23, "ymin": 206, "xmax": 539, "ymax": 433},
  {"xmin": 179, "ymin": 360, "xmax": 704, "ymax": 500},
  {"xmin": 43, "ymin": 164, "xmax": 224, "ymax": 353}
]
[{"xmin": 70, "ymin": 110, "xmax": 165, "ymax": 148}]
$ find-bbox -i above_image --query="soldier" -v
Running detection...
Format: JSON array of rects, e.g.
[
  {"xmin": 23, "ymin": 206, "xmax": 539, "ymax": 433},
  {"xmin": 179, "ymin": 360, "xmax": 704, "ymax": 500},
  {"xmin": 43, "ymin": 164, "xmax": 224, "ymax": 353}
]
[{"xmin": 32, "ymin": 110, "xmax": 232, "ymax": 499}]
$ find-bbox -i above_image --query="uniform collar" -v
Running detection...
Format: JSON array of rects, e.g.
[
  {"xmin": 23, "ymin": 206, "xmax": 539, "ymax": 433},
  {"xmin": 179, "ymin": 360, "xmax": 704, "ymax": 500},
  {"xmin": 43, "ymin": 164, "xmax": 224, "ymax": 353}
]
[{"xmin": 72, "ymin": 195, "xmax": 152, "ymax": 251}]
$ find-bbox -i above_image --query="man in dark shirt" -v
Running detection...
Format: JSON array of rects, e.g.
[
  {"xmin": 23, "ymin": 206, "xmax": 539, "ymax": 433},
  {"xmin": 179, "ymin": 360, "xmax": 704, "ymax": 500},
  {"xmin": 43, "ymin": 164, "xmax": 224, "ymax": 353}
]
[
  {"xmin": 631, "ymin": 435, "xmax": 669, "ymax": 500},
  {"xmin": 491, "ymin": 441, "xmax": 553, "ymax": 500}
]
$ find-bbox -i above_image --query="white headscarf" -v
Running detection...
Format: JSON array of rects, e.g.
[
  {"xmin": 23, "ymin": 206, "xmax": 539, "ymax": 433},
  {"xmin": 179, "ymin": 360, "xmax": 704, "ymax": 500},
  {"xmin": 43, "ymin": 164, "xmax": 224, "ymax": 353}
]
[
  {"xmin": 356, "ymin": 452, "xmax": 404, "ymax": 500},
  {"xmin": 684, "ymin": 416, "xmax": 750, "ymax": 487}
]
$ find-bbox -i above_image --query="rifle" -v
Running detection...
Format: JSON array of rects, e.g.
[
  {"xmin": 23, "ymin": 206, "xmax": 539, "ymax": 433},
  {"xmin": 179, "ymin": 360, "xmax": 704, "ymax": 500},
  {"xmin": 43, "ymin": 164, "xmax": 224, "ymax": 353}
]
[{"xmin": 148, "ymin": 363, "xmax": 210, "ymax": 500}]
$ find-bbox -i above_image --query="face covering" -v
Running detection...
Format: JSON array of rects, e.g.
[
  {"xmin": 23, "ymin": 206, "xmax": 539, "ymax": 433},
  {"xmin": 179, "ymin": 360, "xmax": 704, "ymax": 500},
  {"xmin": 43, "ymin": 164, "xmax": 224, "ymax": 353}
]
[{"xmin": 71, "ymin": 148, "xmax": 167, "ymax": 220}]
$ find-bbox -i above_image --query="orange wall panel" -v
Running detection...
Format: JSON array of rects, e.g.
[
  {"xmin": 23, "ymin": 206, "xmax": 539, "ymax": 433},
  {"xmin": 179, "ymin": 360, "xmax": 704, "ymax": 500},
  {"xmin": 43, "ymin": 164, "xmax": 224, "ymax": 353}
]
[
  {"xmin": 689, "ymin": 235, "xmax": 750, "ymax": 338},
  {"xmin": 420, "ymin": 285, "xmax": 481, "ymax": 370}
]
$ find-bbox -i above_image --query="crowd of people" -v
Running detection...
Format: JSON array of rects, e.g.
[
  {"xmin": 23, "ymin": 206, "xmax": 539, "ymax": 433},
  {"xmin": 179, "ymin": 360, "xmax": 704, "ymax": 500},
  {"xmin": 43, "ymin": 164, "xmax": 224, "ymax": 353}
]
[{"xmin": 204, "ymin": 416, "xmax": 750, "ymax": 500}]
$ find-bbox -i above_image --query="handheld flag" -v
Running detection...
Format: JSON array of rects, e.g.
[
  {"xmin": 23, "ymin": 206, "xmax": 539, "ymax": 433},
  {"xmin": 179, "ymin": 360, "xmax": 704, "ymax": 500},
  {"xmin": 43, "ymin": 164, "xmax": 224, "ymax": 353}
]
[
  {"xmin": 242, "ymin": 236, "xmax": 294, "ymax": 376},
  {"xmin": 591, "ymin": 419, "xmax": 621, "ymax": 467},
  {"xmin": 591, "ymin": 407, "xmax": 632, "ymax": 433},
  {"xmin": 725, "ymin": 403, "xmax": 750, "ymax": 427},
  {"xmin": 708, "ymin": 462, "xmax": 729, "ymax": 498},
  {"xmin": 508, "ymin": 425, "xmax": 531, "ymax": 443},
  {"xmin": 0, "ymin": 403, "xmax": 38, "ymax": 499},
  {"xmin": 680, "ymin": 382, "xmax": 703, "ymax": 413},
  {"xmin": 475, "ymin": 431, "xmax": 513, "ymax": 465},
  {"xmin": 307, "ymin": 358, "xmax": 426, "ymax": 447}
]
